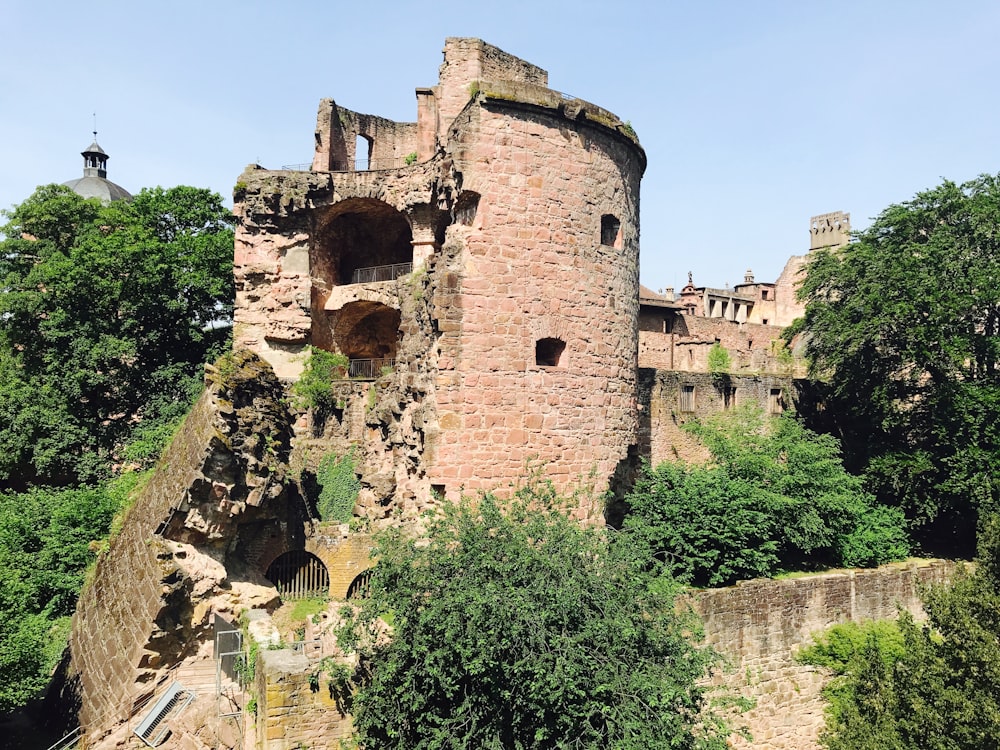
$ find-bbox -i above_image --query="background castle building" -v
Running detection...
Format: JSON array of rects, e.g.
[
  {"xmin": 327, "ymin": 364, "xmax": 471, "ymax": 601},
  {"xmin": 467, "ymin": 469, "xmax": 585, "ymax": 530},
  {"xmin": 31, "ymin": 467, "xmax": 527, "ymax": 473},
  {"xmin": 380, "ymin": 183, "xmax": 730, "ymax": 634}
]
[{"xmin": 62, "ymin": 134, "xmax": 132, "ymax": 202}]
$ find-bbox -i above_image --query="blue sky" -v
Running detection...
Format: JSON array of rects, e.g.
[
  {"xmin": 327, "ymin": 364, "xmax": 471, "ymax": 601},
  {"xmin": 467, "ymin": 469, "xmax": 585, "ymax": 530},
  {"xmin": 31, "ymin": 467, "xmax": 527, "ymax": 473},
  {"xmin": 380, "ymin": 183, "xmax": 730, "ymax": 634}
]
[{"xmin": 3, "ymin": 0, "xmax": 998, "ymax": 289}]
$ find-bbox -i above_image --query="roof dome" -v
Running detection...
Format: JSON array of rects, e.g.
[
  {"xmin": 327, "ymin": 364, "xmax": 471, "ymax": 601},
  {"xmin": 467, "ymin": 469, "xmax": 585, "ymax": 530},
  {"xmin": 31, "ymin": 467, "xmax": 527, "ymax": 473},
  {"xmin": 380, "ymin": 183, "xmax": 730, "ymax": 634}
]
[{"xmin": 62, "ymin": 134, "xmax": 132, "ymax": 202}]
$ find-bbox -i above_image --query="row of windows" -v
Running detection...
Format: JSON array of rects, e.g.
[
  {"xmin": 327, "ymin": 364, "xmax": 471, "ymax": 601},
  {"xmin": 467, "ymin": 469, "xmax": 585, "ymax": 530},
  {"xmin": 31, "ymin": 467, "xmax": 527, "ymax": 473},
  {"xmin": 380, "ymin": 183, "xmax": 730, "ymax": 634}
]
[{"xmin": 680, "ymin": 385, "xmax": 785, "ymax": 413}]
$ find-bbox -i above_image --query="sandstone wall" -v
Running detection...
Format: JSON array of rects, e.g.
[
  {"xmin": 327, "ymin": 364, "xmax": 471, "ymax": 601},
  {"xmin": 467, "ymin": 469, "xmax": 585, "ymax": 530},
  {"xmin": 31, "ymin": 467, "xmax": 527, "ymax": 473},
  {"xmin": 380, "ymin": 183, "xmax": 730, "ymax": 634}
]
[
  {"xmin": 427, "ymin": 92, "xmax": 643, "ymax": 511},
  {"xmin": 254, "ymin": 650, "xmax": 352, "ymax": 750},
  {"xmin": 639, "ymin": 369, "xmax": 796, "ymax": 466},
  {"xmin": 690, "ymin": 560, "xmax": 954, "ymax": 749},
  {"xmin": 639, "ymin": 312, "xmax": 797, "ymax": 374},
  {"xmin": 64, "ymin": 353, "xmax": 296, "ymax": 745},
  {"xmin": 435, "ymin": 37, "xmax": 548, "ymax": 141}
]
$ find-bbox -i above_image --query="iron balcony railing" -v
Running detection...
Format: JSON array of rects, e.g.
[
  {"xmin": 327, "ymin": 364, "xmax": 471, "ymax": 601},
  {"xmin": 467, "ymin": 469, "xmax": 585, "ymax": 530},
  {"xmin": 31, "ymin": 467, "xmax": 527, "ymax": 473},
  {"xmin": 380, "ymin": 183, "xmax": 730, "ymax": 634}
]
[
  {"xmin": 347, "ymin": 358, "xmax": 395, "ymax": 380},
  {"xmin": 351, "ymin": 262, "xmax": 412, "ymax": 284}
]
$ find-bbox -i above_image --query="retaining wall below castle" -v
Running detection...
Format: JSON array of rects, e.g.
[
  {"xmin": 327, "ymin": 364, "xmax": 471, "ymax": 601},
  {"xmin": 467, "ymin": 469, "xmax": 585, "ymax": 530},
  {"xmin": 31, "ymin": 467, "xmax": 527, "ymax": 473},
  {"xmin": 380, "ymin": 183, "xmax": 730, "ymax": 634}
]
[{"xmin": 689, "ymin": 560, "xmax": 955, "ymax": 749}]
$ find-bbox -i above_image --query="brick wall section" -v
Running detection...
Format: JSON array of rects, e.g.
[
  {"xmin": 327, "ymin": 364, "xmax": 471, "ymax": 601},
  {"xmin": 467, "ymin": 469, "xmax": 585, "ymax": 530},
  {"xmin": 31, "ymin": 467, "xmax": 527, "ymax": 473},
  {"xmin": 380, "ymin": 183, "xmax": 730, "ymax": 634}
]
[
  {"xmin": 639, "ymin": 369, "xmax": 796, "ymax": 466},
  {"xmin": 639, "ymin": 312, "xmax": 796, "ymax": 374},
  {"xmin": 689, "ymin": 561, "xmax": 954, "ymax": 749},
  {"xmin": 255, "ymin": 649, "xmax": 352, "ymax": 750},
  {"xmin": 434, "ymin": 38, "xmax": 548, "ymax": 143}
]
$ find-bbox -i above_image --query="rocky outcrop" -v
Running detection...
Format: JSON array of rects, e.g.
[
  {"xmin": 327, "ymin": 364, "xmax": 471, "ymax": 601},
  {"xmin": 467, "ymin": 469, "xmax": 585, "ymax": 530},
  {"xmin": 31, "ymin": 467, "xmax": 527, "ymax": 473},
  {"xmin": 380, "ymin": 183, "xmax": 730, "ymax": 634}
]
[{"xmin": 61, "ymin": 351, "xmax": 301, "ymax": 747}]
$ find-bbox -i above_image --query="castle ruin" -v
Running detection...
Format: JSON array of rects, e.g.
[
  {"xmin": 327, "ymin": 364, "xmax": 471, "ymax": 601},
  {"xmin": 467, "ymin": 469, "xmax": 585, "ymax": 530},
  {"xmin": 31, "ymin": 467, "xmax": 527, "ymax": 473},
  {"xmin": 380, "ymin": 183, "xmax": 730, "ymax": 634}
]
[{"xmin": 61, "ymin": 39, "xmax": 897, "ymax": 750}]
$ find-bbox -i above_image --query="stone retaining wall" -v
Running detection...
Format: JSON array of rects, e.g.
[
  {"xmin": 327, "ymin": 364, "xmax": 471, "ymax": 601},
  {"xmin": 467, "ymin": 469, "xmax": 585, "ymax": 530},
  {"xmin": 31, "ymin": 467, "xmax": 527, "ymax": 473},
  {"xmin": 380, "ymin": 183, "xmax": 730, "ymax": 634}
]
[{"xmin": 690, "ymin": 560, "xmax": 955, "ymax": 749}]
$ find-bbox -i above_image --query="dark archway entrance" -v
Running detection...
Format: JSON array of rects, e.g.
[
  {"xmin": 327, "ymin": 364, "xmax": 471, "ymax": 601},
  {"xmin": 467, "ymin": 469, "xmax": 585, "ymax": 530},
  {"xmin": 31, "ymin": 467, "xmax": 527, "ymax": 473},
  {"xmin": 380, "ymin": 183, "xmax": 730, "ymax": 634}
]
[{"xmin": 265, "ymin": 550, "xmax": 330, "ymax": 600}]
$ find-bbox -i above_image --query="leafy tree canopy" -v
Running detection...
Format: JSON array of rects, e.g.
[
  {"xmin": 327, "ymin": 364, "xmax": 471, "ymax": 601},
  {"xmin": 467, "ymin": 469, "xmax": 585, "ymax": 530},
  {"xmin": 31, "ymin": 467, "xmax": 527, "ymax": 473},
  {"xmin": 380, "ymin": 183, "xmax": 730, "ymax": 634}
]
[
  {"xmin": 788, "ymin": 174, "xmax": 1000, "ymax": 550},
  {"xmin": 343, "ymin": 489, "xmax": 734, "ymax": 750},
  {"xmin": 0, "ymin": 475, "xmax": 139, "ymax": 714},
  {"xmin": 0, "ymin": 184, "xmax": 233, "ymax": 487},
  {"xmin": 624, "ymin": 407, "xmax": 909, "ymax": 586}
]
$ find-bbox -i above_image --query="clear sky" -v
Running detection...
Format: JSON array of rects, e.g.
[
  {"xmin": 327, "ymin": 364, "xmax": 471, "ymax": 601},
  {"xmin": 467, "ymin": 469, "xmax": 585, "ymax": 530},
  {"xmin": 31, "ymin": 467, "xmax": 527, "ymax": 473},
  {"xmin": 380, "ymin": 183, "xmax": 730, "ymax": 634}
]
[{"xmin": 3, "ymin": 0, "xmax": 998, "ymax": 290}]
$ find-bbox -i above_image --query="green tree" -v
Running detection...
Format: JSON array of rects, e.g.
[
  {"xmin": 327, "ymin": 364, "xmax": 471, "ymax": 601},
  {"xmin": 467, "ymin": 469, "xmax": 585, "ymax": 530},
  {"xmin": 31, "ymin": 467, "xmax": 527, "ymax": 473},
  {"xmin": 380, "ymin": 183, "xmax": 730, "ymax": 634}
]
[
  {"xmin": 624, "ymin": 407, "xmax": 908, "ymax": 586},
  {"xmin": 0, "ymin": 184, "xmax": 233, "ymax": 487},
  {"xmin": 344, "ymin": 491, "xmax": 732, "ymax": 749},
  {"xmin": 811, "ymin": 516, "xmax": 1000, "ymax": 749},
  {"xmin": 0, "ymin": 476, "xmax": 138, "ymax": 713},
  {"xmin": 788, "ymin": 174, "xmax": 1000, "ymax": 550}
]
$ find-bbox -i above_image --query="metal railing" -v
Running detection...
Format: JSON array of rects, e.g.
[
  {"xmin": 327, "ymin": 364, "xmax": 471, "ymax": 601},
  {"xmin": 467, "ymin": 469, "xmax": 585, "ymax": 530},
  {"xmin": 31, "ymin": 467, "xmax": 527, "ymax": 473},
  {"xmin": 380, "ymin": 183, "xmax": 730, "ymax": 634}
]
[
  {"xmin": 280, "ymin": 162, "xmax": 312, "ymax": 171},
  {"xmin": 350, "ymin": 262, "xmax": 412, "ymax": 284},
  {"xmin": 331, "ymin": 157, "xmax": 413, "ymax": 172},
  {"xmin": 347, "ymin": 358, "xmax": 395, "ymax": 380},
  {"xmin": 45, "ymin": 727, "xmax": 82, "ymax": 750}
]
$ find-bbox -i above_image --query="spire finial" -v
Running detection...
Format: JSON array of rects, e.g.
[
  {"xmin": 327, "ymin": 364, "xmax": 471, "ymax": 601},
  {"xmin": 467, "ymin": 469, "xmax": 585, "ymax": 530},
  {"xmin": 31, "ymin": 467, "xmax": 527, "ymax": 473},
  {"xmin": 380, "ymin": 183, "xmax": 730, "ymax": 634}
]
[{"xmin": 92, "ymin": 112, "xmax": 97, "ymax": 141}]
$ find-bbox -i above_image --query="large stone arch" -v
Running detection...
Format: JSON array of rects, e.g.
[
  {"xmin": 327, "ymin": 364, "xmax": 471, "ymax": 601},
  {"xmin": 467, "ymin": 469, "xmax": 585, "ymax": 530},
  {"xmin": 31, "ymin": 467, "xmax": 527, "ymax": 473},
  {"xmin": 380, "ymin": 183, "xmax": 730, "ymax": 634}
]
[{"xmin": 309, "ymin": 198, "xmax": 412, "ymax": 352}]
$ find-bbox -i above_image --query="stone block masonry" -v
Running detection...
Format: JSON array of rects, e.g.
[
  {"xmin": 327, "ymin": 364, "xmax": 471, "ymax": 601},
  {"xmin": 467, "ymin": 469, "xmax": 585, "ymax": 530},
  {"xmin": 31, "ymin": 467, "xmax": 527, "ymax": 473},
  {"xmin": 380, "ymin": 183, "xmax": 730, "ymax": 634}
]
[
  {"xmin": 62, "ymin": 352, "xmax": 300, "ymax": 747},
  {"xmin": 689, "ymin": 560, "xmax": 954, "ymax": 749},
  {"xmin": 234, "ymin": 38, "xmax": 646, "ymax": 518}
]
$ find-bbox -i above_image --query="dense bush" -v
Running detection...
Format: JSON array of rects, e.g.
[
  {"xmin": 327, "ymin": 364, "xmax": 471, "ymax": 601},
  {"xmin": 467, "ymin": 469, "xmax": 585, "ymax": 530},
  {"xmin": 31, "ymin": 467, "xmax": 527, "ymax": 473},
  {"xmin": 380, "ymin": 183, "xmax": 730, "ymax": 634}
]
[
  {"xmin": 291, "ymin": 347, "xmax": 349, "ymax": 412},
  {"xmin": 316, "ymin": 449, "xmax": 361, "ymax": 523},
  {"xmin": 624, "ymin": 407, "xmax": 910, "ymax": 586},
  {"xmin": 341, "ymin": 488, "xmax": 736, "ymax": 749}
]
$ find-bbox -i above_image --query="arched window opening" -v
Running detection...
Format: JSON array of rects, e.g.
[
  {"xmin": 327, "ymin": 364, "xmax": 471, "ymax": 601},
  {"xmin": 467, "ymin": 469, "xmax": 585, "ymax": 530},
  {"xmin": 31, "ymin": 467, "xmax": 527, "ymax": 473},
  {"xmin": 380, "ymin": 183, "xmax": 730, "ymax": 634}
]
[
  {"xmin": 347, "ymin": 570, "xmax": 373, "ymax": 600},
  {"xmin": 355, "ymin": 134, "xmax": 372, "ymax": 171},
  {"xmin": 265, "ymin": 551, "xmax": 330, "ymax": 600},
  {"xmin": 313, "ymin": 199, "xmax": 413, "ymax": 287},
  {"xmin": 601, "ymin": 214, "xmax": 621, "ymax": 248},
  {"xmin": 536, "ymin": 338, "xmax": 566, "ymax": 367}
]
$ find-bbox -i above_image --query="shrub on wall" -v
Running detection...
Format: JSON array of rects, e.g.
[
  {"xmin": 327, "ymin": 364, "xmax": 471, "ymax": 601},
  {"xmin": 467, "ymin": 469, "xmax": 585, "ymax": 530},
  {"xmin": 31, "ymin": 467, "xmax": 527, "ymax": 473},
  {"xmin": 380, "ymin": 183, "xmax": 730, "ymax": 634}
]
[
  {"xmin": 707, "ymin": 342, "xmax": 732, "ymax": 374},
  {"xmin": 291, "ymin": 347, "xmax": 348, "ymax": 412}
]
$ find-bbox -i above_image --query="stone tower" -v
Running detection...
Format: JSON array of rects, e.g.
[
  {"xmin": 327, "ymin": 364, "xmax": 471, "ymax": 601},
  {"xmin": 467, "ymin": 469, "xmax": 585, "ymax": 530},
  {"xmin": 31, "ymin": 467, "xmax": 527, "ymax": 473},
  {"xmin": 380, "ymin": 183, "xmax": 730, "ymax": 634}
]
[{"xmin": 233, "ymin": 38, "xmax": 645, "ymax": 516}]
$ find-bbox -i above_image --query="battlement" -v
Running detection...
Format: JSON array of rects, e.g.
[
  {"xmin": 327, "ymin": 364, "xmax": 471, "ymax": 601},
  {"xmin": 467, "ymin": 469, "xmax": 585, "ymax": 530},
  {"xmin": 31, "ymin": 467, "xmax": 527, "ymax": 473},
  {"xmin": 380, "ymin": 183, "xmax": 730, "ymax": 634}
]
[{"xmin": 809, "ymin": 210, "xmax": 851, "ymax": 250}]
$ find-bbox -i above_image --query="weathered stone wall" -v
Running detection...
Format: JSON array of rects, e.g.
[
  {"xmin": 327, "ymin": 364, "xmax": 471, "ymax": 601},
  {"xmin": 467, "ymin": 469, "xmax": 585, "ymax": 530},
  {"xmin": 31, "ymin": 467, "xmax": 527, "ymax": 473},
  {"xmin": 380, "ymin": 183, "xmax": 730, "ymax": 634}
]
[
  {"xmin": 434, "ymin": 37, "xmax": 548, "ymax": 143},
  {"xmin": 690, "ymin": 560, "xmax": 954, "ymax": 749},
  {"xmin": 254, "ymin": 649, "xmax": 352, "ymax": 750},
  {"xmin": 639, "ymin": 369, "xmax": 796, "ymax": 466},
  {"xmin": 422, "ymin": 91, "xmax": 643, "ymax": 511},
  {"xmin": 639, "ymin": 311, "xmax": 797, "ymax": 374},
  {"xmin": 64, "ymin": 353, "xmax": 297, "ymax": 745},
  {"xmin": 771, "ymin": 253, "xmax": 808, "ymax": 328}
]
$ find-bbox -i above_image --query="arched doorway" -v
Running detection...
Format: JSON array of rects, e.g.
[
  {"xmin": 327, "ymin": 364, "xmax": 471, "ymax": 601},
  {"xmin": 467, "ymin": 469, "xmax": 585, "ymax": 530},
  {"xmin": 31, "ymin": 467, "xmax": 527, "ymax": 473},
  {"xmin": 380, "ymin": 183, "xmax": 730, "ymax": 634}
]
[{"xmin": 265, "ymin": 550, "xmax": 330, "ymax": 600}]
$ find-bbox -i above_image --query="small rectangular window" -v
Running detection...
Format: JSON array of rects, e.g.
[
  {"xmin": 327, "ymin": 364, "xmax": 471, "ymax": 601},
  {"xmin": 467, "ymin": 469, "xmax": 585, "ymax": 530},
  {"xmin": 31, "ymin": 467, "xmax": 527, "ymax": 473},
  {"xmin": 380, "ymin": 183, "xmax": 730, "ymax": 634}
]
[
  {"xmin": 600, "ymin": 214, "xmax": 621, "ymax": 247},
  {"xmin": 680, "ymin": 385, "xmax": 695, "ymax": 412}
]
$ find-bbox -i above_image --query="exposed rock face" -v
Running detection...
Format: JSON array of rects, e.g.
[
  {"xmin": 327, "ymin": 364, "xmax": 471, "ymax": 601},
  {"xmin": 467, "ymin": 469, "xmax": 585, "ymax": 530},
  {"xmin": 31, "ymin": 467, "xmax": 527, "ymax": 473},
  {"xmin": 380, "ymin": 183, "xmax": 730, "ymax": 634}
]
[{"xmin": 62, "ymin": 351, "xmax": 301, "ymax": 747}]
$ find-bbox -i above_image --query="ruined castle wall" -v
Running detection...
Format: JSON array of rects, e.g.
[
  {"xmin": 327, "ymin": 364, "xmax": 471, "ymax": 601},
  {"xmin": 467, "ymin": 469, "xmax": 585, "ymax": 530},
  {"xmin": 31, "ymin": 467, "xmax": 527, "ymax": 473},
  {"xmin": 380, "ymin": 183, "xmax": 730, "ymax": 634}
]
[
  {"xmin": 435, "ymin": 37, "xmax": 548, "ymax": 140},
  {"xmin": 639, "ymin": 314, "xmax": 793, "ymax": 374},
  {"xmin": 67, "ymin": 390, "xmax": 218, "ymax": 733},
  {"xmin": 690, "ymin": 561, "xmax": 954, "ymax": 750},
  {"xmin": 255, "ymin": 649, "xmax": 352, "ymax": 750},
  {"xmin": 428, "ymin": 97, "xmax": 643, "ymax": 510},
  {"xmin": 771, "ymin": 253, "xmax": 808, "ymax": 328},
  {"xmin": 639, "ymin": 370, "xmax": 795, "ymax": 466}
]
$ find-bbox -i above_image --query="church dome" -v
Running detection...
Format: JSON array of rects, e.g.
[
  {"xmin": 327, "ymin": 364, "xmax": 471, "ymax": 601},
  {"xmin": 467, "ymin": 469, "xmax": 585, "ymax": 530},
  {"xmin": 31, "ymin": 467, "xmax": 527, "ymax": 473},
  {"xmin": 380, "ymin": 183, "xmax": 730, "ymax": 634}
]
[{"xmin": 62, "ymin": 135, "xmax": 132, "ymax": 202}]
